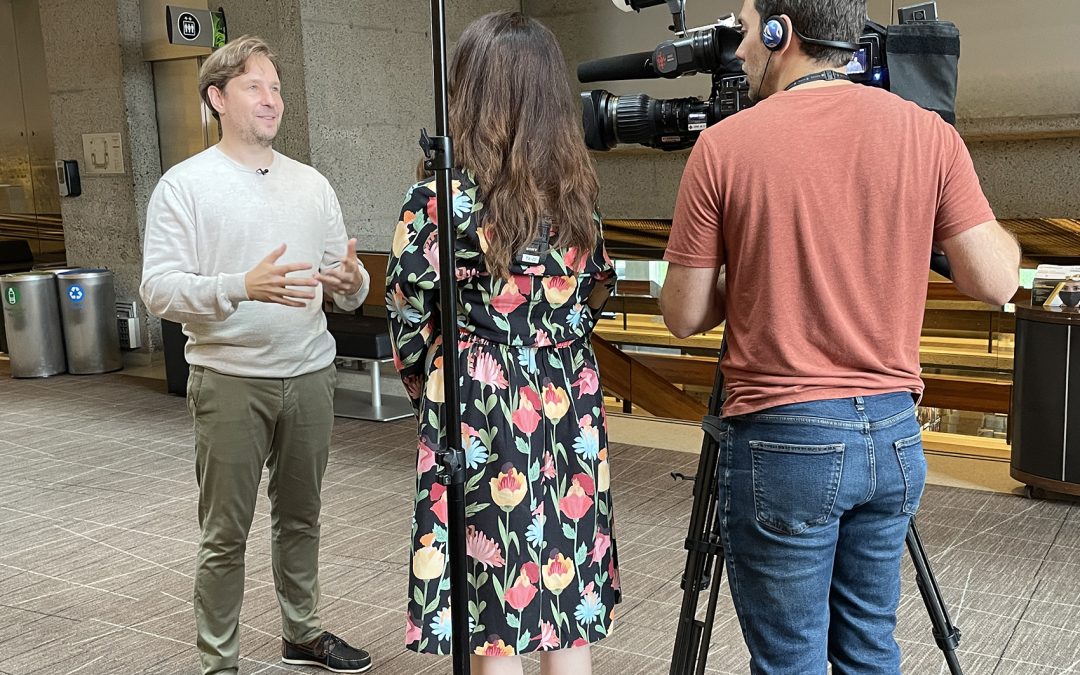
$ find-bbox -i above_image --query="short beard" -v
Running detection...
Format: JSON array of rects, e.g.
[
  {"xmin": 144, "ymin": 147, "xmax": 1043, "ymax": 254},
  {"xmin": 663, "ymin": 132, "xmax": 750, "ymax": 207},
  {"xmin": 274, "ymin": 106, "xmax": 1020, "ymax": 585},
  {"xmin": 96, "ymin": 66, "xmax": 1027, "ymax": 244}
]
[{"xmin": 242, "ymin": 124, "xmax": 276, "ymax": 148}]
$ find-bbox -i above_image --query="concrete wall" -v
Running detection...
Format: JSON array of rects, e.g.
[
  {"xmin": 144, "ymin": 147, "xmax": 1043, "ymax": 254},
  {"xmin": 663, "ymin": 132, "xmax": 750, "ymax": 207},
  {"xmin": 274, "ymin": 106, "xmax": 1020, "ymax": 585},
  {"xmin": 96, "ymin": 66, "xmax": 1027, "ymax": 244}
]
[
  {"xmin": 969, "ymin": 138, "xmax": 1080, "ymax": 218},
  {"xmin": 37, "ymin": 0, "xmax": 162, "ymax": 359},
  {"xmin": 298, "ymin": 0, "xmax": 523, "ymax": 253},
  {"xmin": 217, "ymin": 0, "xmax": 312, "ymax": 163}
]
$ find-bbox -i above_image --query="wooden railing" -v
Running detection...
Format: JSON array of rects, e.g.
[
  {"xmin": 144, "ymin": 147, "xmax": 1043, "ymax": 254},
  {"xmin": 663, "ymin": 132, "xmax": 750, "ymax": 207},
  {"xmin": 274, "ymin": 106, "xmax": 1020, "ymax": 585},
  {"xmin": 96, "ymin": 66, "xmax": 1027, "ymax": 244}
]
[
  {"xmin": 591, "ymin": 335, "xmax": 707, "ymax": 421},
  {"xmin": 628, "ymin": 351, "xmax": 1011, "ymax": 415},
  {"xmin": 593, "ymin": 316, "xmax": 1015, "ymax": 372}
]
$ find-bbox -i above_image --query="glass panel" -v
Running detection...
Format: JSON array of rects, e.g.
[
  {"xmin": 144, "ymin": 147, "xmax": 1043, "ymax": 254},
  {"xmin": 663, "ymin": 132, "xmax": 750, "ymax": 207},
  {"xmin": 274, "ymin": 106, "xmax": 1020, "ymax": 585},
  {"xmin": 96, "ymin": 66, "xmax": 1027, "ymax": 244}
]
[
  {"xmin": 0, "ymin": 0, "xmax": 61, "ymax": 263},
  {"xmin": 0, "ymin": 0, "xmax": 33, "ymax": 219}
]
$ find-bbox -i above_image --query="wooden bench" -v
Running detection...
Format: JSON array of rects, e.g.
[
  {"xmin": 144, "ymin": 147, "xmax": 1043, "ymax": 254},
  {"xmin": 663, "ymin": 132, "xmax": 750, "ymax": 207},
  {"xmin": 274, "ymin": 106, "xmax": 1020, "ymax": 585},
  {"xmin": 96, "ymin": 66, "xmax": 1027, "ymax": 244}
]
[{"xmin": 326, "ymin": 253, "xmax": 414, "ymax": 422}]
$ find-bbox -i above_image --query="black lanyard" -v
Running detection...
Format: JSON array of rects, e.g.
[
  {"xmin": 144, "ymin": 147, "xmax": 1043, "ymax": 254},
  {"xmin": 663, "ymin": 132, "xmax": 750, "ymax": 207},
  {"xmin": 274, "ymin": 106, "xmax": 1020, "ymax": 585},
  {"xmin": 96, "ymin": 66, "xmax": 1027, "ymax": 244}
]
[{"xmin": 784, "ymin": 70, "xmax": 851, "ymax": 91}]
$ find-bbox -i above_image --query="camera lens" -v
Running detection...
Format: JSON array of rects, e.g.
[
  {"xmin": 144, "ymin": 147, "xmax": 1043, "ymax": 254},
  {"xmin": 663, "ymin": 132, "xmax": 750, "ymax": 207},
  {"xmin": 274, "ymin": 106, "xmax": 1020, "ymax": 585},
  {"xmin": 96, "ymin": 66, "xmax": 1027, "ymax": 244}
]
[
  {"xmin": 582, "ymin": 90, "xmax": 713, "ymax": 151},
  {"xmin": 609, "ymin": 94, "xmax": 654, "ymax": 146}
]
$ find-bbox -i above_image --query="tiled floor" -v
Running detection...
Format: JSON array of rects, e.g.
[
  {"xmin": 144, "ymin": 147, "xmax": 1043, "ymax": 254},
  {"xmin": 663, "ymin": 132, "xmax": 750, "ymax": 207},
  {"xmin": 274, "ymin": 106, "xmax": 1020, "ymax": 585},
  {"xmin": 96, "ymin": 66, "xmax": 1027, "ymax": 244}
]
[{"xmin": 1, "ymin": 363, "xmax": 1078, "ymax": 674}]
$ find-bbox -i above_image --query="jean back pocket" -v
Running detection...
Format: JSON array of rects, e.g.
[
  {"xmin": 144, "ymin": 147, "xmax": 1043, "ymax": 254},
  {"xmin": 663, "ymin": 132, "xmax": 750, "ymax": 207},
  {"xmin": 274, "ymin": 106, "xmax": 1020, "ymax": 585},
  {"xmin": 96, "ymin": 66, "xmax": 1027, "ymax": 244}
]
[
  {"xmin": 749, "ymin": 440, "xmax": 845, "ymax": 535},
  {"xmin": 894, "ymin": 432, "xmax": 927, "ymax": 516}
]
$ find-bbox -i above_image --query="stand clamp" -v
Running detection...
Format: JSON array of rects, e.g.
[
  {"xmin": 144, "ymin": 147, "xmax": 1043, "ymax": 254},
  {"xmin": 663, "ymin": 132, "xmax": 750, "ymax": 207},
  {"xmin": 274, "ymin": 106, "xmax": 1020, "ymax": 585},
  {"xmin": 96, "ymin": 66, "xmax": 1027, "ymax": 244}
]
[{"xmin": 420, "ymin": 129, "xmax": 454, "ymax": 172}]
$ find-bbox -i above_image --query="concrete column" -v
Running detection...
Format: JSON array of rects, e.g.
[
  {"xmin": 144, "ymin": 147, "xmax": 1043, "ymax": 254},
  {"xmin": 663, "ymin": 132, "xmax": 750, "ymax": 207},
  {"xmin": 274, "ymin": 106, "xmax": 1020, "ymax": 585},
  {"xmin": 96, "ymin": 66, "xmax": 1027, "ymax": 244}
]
[{"xmin": 37, "ymin": 0, "xmax": 162, "ymax": 359}]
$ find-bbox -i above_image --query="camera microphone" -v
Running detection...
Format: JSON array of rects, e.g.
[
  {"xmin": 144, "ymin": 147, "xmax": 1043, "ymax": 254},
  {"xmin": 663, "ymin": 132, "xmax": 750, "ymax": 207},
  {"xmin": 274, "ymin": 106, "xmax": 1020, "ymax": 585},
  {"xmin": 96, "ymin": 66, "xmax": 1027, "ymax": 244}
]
[
  {"xmin": 578, "ymin": 50, "xmax": 659, "ymax": 83},
  {"xmin": 578, "ymin": 25, "xmax": 742, "ymax": 84},
  {"xmin": 256, "ymin": 168, "xmax": 269, "ymax": 175}
]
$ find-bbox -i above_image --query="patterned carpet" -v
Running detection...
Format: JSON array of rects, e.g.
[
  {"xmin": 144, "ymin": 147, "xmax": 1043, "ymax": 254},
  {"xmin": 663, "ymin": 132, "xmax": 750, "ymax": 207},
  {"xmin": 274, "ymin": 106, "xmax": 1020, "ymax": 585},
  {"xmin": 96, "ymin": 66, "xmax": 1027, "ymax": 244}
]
[{"xmin": 0, "ymin": 362, "xmax": 1078, "ymax": 674}]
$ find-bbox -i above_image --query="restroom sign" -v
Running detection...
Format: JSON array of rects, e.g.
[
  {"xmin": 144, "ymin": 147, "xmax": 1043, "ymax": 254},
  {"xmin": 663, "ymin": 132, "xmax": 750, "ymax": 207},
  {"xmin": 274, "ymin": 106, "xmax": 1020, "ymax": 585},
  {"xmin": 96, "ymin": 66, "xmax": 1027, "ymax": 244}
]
[
  {"xmin": 166, "ymin": 6, "xmax": 227, "ymax": 48},
  {"xmin": 5, "ymin": 287, "xmax": 16, "ymax": 305}
]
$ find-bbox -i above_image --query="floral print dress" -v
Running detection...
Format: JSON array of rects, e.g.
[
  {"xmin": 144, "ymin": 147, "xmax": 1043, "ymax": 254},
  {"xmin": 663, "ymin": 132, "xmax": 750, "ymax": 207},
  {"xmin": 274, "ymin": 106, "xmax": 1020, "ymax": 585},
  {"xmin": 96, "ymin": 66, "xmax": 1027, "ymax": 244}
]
[{"xmin": 386, "ymin": 170, "xmax": 620, "ymax": 657}]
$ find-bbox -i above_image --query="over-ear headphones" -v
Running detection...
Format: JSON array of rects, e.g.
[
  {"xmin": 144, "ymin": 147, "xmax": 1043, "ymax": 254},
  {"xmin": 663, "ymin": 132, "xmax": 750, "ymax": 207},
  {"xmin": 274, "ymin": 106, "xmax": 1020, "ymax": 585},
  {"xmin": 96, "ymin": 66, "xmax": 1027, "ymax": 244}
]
[{"xmin": 761, "ymin": 14, "xmax": 861, "ymax": 52}]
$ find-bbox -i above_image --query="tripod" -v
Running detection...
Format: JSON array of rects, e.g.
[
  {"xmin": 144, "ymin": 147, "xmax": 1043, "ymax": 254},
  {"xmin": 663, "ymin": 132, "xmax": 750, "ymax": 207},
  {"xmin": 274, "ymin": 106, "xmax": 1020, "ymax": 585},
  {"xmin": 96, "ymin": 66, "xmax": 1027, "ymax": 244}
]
[{"xmin": 668, "ymin": 340, "xmax": 964, "ymax": 675}]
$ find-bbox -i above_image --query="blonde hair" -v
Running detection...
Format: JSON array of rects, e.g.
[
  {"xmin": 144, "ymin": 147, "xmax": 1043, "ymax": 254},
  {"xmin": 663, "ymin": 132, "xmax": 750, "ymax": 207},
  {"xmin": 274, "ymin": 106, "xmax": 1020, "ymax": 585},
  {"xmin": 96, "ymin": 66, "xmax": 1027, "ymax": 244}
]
[{"xmin": 198, "ymin": 35, "xmax": 280, "ymax": 120}]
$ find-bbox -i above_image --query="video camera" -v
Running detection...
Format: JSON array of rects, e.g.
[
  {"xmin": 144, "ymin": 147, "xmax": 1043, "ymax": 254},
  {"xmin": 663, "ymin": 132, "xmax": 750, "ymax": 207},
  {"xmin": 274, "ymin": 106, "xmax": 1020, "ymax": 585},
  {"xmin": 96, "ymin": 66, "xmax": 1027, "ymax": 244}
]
[{"xmin": 578, "ymin": 1, "xmax": 956, "ymax": 151}]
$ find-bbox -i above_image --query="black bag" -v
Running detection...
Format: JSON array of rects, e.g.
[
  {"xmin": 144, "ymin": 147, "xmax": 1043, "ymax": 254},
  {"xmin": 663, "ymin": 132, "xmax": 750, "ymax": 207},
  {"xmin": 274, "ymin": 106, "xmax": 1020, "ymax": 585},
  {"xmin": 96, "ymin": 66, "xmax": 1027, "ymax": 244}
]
[{"xmin": 885, "ymin": 21, "xmax": 961, "ymax": 124}]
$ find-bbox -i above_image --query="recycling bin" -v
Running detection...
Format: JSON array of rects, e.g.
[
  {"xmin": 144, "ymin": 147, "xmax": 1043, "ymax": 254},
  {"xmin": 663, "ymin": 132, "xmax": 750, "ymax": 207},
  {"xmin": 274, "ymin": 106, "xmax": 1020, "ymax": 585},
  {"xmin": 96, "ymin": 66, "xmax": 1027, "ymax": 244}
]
[
  {"xmin": 56, "ymin": 269, "xmax": 122, "ymax": 374},
  {"xmin": 0, "ymin": 272, "xmax": 66, "ymax": 377}
]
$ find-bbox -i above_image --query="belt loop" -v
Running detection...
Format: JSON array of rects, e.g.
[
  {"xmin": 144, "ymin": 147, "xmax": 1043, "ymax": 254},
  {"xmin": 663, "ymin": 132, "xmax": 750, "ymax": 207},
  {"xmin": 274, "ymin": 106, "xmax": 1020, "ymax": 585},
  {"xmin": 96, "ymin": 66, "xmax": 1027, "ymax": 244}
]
[{"xmin": 854, "ymin": 396, "xmax": 865, "ymax": 412}]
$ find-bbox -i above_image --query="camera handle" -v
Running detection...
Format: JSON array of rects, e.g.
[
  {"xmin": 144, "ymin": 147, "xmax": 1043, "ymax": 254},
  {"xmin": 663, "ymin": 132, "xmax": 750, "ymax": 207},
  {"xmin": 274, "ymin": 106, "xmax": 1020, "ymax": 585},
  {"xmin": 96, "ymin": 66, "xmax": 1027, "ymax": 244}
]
[
  {"xmin": 616, "ymin": 0, "xmax": 687, "ymax": 34},
  {"xmin": 665, "ymin": 0, "xmax": 687, "ymax": 34}
]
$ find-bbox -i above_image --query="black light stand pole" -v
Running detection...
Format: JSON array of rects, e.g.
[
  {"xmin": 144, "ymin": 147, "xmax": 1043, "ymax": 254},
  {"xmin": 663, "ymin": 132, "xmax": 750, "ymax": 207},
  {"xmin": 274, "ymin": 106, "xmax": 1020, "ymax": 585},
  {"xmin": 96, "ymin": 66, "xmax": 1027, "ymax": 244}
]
[{"xmin": 423, "ymin": 1, "xmax": 471, "ymax": 673}]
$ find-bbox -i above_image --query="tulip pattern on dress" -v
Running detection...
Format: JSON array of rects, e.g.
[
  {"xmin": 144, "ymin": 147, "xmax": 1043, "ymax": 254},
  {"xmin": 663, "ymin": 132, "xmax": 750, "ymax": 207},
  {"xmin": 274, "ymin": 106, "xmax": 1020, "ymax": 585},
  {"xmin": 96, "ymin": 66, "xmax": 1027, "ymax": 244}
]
[{"xmin": 387, "ymin": 171, "xmax": 620, "ymax": 656}]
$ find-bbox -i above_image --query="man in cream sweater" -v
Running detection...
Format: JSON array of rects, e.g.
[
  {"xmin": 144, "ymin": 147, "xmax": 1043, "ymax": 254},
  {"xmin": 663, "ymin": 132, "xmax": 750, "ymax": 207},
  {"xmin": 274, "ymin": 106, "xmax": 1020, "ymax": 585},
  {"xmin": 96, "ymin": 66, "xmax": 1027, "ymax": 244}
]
[{"xmin": 141, "ymin": 36, "xmax": 371, "ymax": 675}]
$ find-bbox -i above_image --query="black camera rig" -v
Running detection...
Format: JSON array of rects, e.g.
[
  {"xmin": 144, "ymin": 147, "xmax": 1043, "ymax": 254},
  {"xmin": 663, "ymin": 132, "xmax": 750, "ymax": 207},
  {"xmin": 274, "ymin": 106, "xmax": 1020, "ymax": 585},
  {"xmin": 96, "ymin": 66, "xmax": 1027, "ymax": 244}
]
[{"xmin": 578, "ymin": 0, "xmax": 955, "ymax": 151}]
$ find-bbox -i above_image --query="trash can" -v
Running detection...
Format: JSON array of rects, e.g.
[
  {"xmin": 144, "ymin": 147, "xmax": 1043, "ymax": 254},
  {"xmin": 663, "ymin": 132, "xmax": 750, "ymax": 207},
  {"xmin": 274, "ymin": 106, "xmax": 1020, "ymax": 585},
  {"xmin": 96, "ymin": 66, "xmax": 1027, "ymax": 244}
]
[
  {"xmin": 56, "ymin": 269, "xmax": 122, "ymax": 374},
  {"xmin": 0, "ymin": 272, "xmax": 67, "ymax": 377}
]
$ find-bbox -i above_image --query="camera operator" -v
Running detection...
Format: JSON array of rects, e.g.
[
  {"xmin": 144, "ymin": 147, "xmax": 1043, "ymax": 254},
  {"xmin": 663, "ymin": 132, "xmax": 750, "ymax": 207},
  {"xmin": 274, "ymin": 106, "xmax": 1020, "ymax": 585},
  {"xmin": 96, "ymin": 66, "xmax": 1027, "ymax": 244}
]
[{"xmin": 659, "ymin": 0, "xmax": 1019, "ymax": 672}]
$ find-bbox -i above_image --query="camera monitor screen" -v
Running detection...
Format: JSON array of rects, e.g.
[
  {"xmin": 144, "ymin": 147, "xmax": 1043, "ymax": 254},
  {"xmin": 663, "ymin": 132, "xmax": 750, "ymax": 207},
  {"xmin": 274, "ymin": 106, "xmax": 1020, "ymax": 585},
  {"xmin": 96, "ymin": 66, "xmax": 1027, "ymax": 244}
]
[{"xmin": 846, "ymin": 48, "xmax": 869, "ymax": 76}]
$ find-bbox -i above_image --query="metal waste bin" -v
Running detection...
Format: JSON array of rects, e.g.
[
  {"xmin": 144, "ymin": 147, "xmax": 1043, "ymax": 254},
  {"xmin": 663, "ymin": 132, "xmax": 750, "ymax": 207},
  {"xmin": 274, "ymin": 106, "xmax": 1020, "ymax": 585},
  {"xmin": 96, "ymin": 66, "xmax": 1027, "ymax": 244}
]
[
  {"xmin": 56, "ymin": 269, "xmax": 122, "ymax": 374},
  {"xmin": 1, "ymin": 272, "xmax": 67, "ymax": 377}
]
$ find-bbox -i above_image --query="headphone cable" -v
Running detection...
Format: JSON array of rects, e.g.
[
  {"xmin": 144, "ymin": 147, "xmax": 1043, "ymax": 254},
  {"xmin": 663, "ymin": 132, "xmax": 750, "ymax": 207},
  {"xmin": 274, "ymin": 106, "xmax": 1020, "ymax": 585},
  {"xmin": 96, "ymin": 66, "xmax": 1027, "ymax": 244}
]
[{"xmin": 757, "ymin": 50, "xmax": 775, "ymax": 99}]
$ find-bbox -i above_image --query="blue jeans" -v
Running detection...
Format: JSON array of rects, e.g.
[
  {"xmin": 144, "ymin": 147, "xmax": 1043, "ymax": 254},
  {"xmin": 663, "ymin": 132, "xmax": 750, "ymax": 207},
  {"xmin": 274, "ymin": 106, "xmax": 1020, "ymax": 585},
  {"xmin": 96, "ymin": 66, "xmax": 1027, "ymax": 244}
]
[{"xmin": 718, "ymin": 392, "xmax": 927, "ymax": 675}]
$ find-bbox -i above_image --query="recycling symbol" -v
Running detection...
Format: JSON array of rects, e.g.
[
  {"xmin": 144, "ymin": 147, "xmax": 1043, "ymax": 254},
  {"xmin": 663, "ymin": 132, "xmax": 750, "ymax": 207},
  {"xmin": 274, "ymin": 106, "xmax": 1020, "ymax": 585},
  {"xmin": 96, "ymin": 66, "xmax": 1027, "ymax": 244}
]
[{"xmin": 68, "ymin": 285, "xmax": 85, "ymax": 303}]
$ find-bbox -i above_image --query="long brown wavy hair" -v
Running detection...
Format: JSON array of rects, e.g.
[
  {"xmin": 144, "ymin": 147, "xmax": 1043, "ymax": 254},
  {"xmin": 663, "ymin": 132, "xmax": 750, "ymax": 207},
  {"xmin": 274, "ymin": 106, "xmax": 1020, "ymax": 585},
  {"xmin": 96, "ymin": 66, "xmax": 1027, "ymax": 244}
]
[{"xmin": 448, "ymin": 11, "xmax": 600, "ymax": 279}]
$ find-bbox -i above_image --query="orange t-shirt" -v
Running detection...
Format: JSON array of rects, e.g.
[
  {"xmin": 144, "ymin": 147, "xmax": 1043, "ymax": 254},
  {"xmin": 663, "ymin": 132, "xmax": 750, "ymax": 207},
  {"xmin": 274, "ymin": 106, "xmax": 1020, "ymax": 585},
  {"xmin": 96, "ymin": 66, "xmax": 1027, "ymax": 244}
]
[{"xmin": 665, "ymin": 84, "xmax": 994, "ymax": 417}]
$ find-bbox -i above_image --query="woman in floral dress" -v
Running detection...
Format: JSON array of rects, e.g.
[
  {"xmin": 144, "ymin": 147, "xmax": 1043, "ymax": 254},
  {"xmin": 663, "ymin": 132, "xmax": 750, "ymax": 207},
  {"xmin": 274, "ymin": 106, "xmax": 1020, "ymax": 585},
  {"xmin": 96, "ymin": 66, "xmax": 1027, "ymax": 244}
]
[{"xmin": 386, "ymin": 10, "xmax": 619, "ymax": 675}]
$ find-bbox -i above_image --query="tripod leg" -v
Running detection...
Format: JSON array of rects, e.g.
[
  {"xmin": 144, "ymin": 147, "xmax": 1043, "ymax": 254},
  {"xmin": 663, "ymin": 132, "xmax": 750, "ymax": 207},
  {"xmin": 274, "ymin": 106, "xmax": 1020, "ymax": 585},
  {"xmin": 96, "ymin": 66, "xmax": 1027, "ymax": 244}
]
[
  {"xmin": 693, "ymin": 530, "xmax": 727, "ymax": 675},
  {"xmin": 906, "ymin": 518, "xmax": 964, "ymax": 675},
  {"xmin": 671, "ymin": 342, "xmax": 730, "ymax": 675},
  {"xmin": 669, "ymin": 418, "xmax": 724, "ymax": 675}
]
